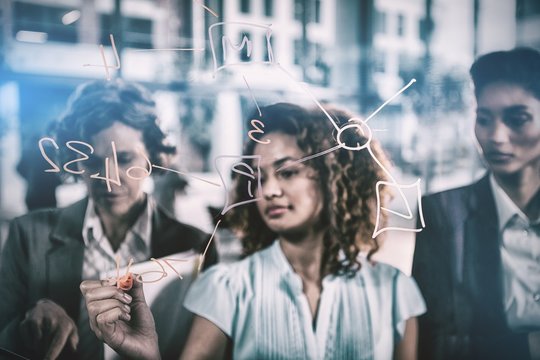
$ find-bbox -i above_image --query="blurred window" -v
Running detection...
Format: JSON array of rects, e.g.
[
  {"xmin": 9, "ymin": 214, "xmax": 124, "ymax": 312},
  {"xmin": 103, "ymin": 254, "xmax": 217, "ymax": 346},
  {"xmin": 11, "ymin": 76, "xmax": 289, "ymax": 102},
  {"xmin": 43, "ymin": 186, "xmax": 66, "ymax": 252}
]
[
  {"xmin": 239, "ymin": 32, "xmax": 252, "ymax": 62},
  {"xmin": 375, "ymin": 9, "xmax": 386, "ymax": 34},
  {"xmin": 311, "ymin": 42, "xmax": 329, "ymax": 85},
  {"xmin": 294, "ymin": 0, "xmax": 303, "ymax": 21},
  {"xmin": 264, "ymin": 0, "xmax": 273, "ymax": 17},
  {"xmin": 315, "ymin": 0, "xmax": 321, "ymax": 23},
  {"xmin": 374, "ymin": 49, "xmax": 386, "ymax": 72},
  {"xmin": 398, "ymin": 52, "xmax": 415, "ymax": 73},
  {"xmin": 263, "ymin": 33, "xmax": 274, "ymax": 61},
  {"xmin": 13, "ymin": 2, "xmax": 78, "ymax": 43},
  {"xmin": 397, "ymin": 14, "xmax": 405, "ymax": 37},
  {"xmin": 294, "ymin": 38, "xmax": 303, "ymax": 64},
  {"xmin": 240, "ymin": 0, "xmax": 250, "ymax": 13},
  {"xmin": 100, "ymin": 14, "xmax": 152, "ymax": 49},
  {"xmin": 517, "ymin": 0, "xmax": 540, "ymax": 18},
  {"xmin": 0, "ymin": 6, "xmax": 4, "ymax": 55}
]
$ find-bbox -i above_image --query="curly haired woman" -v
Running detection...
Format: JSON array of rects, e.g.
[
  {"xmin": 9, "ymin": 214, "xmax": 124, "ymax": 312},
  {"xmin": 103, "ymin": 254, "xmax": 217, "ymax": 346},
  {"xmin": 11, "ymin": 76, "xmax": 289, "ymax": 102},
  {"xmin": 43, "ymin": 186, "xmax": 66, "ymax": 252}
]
[{"xmin": 81, "ymin": 102, "xmax": 425, "ymax": 360}]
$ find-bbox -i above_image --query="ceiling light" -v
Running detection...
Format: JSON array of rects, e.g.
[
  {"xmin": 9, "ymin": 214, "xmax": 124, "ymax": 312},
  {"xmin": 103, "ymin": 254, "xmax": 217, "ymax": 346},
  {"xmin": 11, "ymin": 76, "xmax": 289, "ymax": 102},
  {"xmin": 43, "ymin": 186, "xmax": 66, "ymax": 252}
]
[
  {"xmin": 15, "ymin": 30, "xmax": 48, "ymax": 43},
  {"xmin": 62, "ymin": 10, "xmax": 81, "ymax": 25}
]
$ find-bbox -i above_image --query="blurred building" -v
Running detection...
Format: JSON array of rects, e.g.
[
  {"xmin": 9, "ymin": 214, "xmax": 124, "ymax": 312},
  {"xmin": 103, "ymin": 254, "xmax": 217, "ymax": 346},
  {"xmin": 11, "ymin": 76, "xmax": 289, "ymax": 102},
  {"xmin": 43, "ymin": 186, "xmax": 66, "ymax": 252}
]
[
  {"xmin": 0, "ymin": 0, "xmax": 535, "ymax": 223},
  {"xmin": 516, "ymin": 0, "xmax": 540, "ymax": 49},
  {"xmin": 0, "ymin": 0, "xmax": 188, "ymax": 218}
]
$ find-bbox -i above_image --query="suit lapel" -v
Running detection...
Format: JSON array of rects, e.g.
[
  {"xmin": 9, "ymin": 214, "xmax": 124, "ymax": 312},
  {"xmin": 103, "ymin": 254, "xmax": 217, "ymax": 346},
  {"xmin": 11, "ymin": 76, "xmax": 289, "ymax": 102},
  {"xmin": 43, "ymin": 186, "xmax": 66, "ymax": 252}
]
[
  {"xmin": 151, "ymin": 205, "xmax": 171, "ymax": 258},
  {"xmin": 150, "ymin": 205, "xmax": 189, "ymax": 258},
  {"xmin": 47, "ymin": 198, "xmax": 87, "ymax": 321},
  {"xmin": 463, "ymin": 175, "xmax": 506, "ymax": 330}
]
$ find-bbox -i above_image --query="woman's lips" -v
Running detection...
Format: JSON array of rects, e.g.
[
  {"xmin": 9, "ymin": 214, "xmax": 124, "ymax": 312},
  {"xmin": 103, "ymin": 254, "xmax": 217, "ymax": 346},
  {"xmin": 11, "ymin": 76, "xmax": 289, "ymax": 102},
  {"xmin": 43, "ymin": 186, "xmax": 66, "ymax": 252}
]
[
  {"xmin": 266, "ymin": 205, "xmax": 290, "ymax": 218},
  {"xmin": 485, "ymin": 151, "xmax": 514, "ymax": 163},
  {"xmin": 98, "ymin": 192, "xmax": 126, "ymax": 201}
]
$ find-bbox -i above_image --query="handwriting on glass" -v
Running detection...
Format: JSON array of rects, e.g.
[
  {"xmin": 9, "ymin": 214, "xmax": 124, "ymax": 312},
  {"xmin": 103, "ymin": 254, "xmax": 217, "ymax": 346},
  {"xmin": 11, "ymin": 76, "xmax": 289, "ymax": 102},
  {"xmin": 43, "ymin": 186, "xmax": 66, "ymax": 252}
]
[
  {"xmin": 209, "ymin": 22, "xmax": 275, "ymax": 74},
  {"xmin": 272, "ymin": 73, "xmax": 425, "ymax": 237},
  {"xmin": 82, "ymin": 34, "xmax": 121, "ymax": 81},
  {"xmin": 106, "ymin": 255, "xmax": 190, "ymax": 286},
  {"xmin": 38, "ymin": 137, "xmax": 221, "ymax": 190},
  {"xmin": 248, "ymin": 119, "xmax": 270, "ymax": 144}
]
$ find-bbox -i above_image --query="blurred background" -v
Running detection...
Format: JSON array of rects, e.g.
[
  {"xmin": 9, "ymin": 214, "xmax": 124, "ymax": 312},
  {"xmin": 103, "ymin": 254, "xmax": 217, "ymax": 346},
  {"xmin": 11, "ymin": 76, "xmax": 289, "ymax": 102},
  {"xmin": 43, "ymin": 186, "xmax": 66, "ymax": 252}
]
[{"xmin": 1, "ymin": 0, "xmax": 539, "ymax": 272}]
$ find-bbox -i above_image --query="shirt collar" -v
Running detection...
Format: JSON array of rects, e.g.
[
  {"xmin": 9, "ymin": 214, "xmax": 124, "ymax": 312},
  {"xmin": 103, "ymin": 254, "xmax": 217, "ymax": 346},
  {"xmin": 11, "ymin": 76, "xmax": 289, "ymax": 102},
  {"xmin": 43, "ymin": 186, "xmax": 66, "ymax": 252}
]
[
  {"xmin": 490, "ymin": 174, "xmax": 528, "ymax": 230},
  {"xmin": 82, "ymin": 196, "xmax": 154, "ymax": 250},
  {"xmin": 267, "ymin": 240, "xmax": 340, "ymax": 292},
  {"xmin": 268, "ymin": 240, "xmax": 295, "ymax": 275}
]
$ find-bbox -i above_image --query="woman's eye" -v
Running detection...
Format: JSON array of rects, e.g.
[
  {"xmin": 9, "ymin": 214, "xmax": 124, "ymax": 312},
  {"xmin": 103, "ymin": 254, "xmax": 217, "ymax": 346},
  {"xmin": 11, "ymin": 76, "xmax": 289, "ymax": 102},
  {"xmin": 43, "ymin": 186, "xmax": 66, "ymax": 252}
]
[
  {"xmin": 475, "ymin": 116, "xmax": 490, "ymax": 126},
  {"xmin": 279, "ymin": 169, "xmax": 299, "ymax": 179},
  {"xmin": 505, "ymin": 113, "xmax": 531, "ymax": 128}
]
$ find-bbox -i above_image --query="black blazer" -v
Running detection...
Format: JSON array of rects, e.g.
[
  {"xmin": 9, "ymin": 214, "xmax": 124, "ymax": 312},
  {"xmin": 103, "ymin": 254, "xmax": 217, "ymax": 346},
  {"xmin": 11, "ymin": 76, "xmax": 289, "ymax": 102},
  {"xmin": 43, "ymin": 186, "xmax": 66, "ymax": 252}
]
[
  {"xmin": 0, "ymin": 197, "xmax": 217, "ymax": 359},
  {"xmin": 413, "ymin": 175, "xmax": 531, "ymax": 360}
]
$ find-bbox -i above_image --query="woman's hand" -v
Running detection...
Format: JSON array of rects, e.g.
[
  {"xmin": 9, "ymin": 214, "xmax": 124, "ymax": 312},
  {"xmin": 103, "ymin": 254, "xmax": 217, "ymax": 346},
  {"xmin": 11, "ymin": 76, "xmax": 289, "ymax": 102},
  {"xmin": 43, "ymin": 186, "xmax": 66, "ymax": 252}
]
[
  {"xmin": 19, "ymin": 299, "xmax": 78, "ymax": 360},
  {"xmin": 80, "ymin": 277, "xmax": 160, "ymax": 360}
]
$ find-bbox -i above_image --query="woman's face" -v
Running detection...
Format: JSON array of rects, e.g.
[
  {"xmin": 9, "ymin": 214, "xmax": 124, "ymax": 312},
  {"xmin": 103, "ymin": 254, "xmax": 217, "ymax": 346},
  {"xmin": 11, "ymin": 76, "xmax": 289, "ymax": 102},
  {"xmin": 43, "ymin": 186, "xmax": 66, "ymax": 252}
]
[
  {"xmin": 475, "ymin": 82, "xmax": 540, "ymax": 176},
  {"xmin": 254, "ymin": 132, "xmax": 323, "ymax": 237},
  {"xmin": 79, "ymin": 121, "xmax": 150, "ymax": 217}
]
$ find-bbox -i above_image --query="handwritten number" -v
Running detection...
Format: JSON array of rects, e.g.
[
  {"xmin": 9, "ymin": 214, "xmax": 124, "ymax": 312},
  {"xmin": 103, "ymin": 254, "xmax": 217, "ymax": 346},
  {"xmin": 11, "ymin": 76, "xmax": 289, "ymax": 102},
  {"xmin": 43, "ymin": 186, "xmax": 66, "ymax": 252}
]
[
  {"xmin": 135, "ymin": 258, "xmax": 167, "ymax": 284},
  {"xmin": 248, "ymin": 119, "xmax": 270, "ymax": 144},
  {"xmin": 232, "ymin": 162, "xmax": 256, "ymax": 198},
  {"xmin": 63, "ymin": 141, "xmax": 94, "ymax": 175},
  {"xmin": 38, "ymin": 137, "xmax": 61, "ymax": 173},
  {"xmin": 160, "ymin": 258, "xmax": 189, "ymax": 280},
  {"xmin": 82, "ymin": 34, "xmax": 121, "ymax": 81},
  {"xmin": 90, "ymin": 141, "xmax": 121, "ymax": 192},
  {"xmin": 126, "ymin": 146, "xmax": 152, "ymax": 180}
]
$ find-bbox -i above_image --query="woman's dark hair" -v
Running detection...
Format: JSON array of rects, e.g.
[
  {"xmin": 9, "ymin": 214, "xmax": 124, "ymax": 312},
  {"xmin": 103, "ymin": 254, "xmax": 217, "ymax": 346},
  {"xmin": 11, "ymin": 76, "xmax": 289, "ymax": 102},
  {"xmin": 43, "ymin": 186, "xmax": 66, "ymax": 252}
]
[
  {"xmin": 55, "ymin": 79, "xmax": 176, "ymax": 168},
  {"xmin": 227, "ymin": 103, "xmax": 392, "ymax": 277},
  {"xmin": 470, "ymin": 47, "xmax": 540, "ymax": 99}
]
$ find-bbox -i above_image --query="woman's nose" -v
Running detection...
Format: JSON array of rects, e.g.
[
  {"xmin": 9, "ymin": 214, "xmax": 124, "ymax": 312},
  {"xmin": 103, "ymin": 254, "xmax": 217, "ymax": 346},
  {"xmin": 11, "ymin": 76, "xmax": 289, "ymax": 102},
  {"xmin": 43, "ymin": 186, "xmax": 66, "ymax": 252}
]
[
  {"xmin": 488, "ymin": 120, "xmax": 510, "ymax": 144},
  {"xmin": 262, "ymin": 176, "xmax": 283, "ymax": 199}
]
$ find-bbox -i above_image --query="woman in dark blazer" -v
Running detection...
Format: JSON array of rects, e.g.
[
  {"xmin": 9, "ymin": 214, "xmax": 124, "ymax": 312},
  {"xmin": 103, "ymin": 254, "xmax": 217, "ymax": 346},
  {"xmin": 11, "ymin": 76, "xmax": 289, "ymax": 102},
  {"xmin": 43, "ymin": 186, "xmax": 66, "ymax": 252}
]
[
  {"xmin": 0, "ymin": 80, "xmax": 217, "ymax": 360},
  {"xmin": 413, "ymin": 48, "xmax": 540, "ymax": 360}
]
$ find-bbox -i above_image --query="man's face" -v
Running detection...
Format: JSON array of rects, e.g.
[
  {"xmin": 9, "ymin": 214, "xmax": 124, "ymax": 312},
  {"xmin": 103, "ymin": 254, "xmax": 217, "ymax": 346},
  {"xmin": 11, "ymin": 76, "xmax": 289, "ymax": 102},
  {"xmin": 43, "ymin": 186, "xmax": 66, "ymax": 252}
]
[
  {"xmin": 79, "ymin": 121, "xmax": 150, "ymax": 217},
  {"xmin": 474, "ymin": 82, "xmax": 540, "ymax": 176}
]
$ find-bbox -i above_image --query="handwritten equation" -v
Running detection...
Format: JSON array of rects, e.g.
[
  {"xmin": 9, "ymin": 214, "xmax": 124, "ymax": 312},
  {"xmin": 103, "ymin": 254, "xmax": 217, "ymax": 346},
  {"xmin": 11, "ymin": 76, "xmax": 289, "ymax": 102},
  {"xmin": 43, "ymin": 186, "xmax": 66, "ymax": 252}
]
[
  {"xmin": 105, "ymin": 255, "xmax": 193, "ymax": 289},
  {"xmin": 41, "ymin": 11, "xmax": 428, "ymax": 276},
  {"xmin": 38, "ymin": 137, "xmax": 220, "ymax": 190}
]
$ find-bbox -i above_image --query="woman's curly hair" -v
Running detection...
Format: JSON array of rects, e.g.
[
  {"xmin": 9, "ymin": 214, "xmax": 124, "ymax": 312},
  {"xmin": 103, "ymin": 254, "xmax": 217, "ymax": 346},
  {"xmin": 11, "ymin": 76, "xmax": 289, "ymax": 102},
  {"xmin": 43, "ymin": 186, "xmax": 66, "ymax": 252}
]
[
  {"xmin": 227, "ymin": 103, "xmax": 392, "ymax": 277},
  {"xmin": 55, "ymin": 79, "xmax": 176, "ymax": 170}
]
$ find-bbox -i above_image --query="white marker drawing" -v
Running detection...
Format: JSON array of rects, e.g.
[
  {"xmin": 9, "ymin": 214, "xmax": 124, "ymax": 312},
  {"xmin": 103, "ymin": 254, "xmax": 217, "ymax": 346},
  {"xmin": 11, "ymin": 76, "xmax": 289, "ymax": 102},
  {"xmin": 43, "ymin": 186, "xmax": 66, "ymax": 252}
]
[
  {"xmin": 274, "ymin": 64, "xmax": 342, "ymax": 132},
  {"xmin": 273, "ymin": 63, "xmax": 425, "ymax": 237},
  {"xmin": 243, "ymin": 74, "xmax": 262, "ymax": 116},
  {"xmin": 248, "ymin": 119, "xmax": 271, "ymax": 145},
  {"xmin": 373, "ymin": 179, "xmax": 426, "ymax": 238},
  {"xmin": 152, "ymin": 164, "xmax": 221, "ymax": 187},
  {"xmin": 243, "ymin": 74, "xmax": 270, "ymax": 144},
  {"xmin": 364, "ymin": 79, "xmax": 416, "ymax": 123},
  {"xmin": 194, "ymin": 0, "xmax": 219, "ymax": 18},
  {"xmin": 215, "ymin": 155, "xmax": 262, "ymax": 215},
  {"xmin": 133, "ymin": 48, "xmax": 205, "ymax": 52},
  {"xmin": 209, "ymin": 22, "xmax": 275, "ymax": 74},
  {"xmin": 83, "ymin": 34, "xmax": 121, "ymax": 81},
  {"xmin": 275, "ymin": 144, "xmax": 343, "ymax": 172},
  {"xmin": 134, "ymin": 0, "xmax": 207, "ymax": 53},
  {"xmin": 197, "ymin": 219, "xmax": 221, "ymax": 272},
  {"xmin": 223, "ymin": 34, "xmax": 253, "ymax": 61},
  {"xmin": 90, "ymin": 141, "xmax": 121, "ymax": 192}
]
